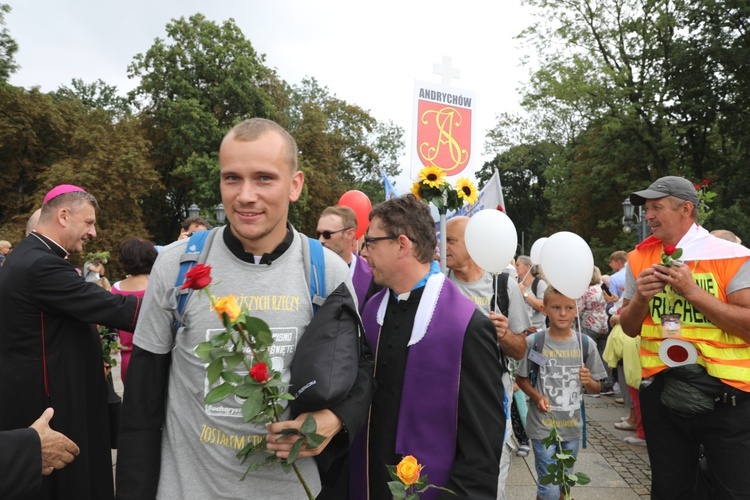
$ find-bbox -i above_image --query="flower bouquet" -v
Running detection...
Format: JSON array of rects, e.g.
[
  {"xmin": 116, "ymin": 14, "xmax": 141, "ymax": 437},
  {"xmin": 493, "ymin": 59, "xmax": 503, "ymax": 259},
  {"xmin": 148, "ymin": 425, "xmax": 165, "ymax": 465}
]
[
  {"xmin": 410, "ymin": 165, "xmax": 478, "ymax": 214},
  {"xmin": 185, "ymin": 264, "xmax": 324, "ymax": 499}
]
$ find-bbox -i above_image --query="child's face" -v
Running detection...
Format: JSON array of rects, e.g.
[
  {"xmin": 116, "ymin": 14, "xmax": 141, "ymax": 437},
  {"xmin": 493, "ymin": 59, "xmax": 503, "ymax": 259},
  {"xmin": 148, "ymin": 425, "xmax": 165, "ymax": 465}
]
[{"xmin": 542, "ymin": 294, "xmax": 577, "ymax": 330}]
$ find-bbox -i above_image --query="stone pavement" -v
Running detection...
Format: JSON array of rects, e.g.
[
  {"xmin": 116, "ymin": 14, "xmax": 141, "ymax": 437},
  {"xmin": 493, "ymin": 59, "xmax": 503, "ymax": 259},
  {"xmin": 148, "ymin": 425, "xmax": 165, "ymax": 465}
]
[
  {"xmin": 112, "ymin": 366, "xmax": 652, "ymax": 499},
  {"xmin": 505, "ymin": 393, "xmax": 651, "ymax": 500}
]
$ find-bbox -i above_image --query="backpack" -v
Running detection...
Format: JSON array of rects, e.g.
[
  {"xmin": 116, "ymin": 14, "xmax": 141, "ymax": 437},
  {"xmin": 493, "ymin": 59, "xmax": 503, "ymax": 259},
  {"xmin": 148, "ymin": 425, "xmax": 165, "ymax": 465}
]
[
  {"xmin": 528, "ymin": 330, "xmax": 591, "ymax": 448},
  {"xmin": 172, "ymin": 228, "xmax": 326, "ymax": 334}
]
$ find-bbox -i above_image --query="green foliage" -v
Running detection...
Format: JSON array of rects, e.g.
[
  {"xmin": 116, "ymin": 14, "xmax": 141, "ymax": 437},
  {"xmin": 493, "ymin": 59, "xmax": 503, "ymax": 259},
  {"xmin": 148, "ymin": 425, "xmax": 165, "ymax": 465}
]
[
  {"xmin": 485, "ymin": 0, "xmax": 750, "ymax": 262},
  {"xmin": 52, "ymin": 79, "xmax": 131, "ymax": 119},
  {"xmin": 98, "ymin": 325, "xmax": 120, "ymax": 368},
  {"xmin": 0, "ymin": 4, "xmax": 18, "ymax": 82},
  {"xmin": 539, "ymin": 417, "xmax": 590, "ymax": 499},
  {"xmin": 194, "ymin": 296, "xmax": 323, "ymax": 490}
]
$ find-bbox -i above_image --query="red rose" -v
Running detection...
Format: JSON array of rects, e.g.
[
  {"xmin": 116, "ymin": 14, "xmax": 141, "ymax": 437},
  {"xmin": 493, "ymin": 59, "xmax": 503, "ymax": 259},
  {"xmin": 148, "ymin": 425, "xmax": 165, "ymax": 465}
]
[
  {"xmin": 702, "ymin": 179, "xmax": 709, "ymax": 186},
  {"xmin": 694, "ymin": 184, "xmax": 701, "ymax": 190},
  {"xmin": 250, "ymin": 362, "xmax": 269, "ymax": 383},
  {"xmin": 182, "ymin": 264, "xmax": 212, "ymax": 290},
  {"xmin": 663, "ymin": 244, "xmax": 677, "ymax": 256}
]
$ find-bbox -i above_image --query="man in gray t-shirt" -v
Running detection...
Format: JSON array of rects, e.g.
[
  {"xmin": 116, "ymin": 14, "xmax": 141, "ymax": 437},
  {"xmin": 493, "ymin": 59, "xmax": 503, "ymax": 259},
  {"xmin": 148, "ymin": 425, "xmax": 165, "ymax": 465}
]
[
  {"xmin": 116, "ymin": 119, "xmax": 373, "ymax": 499},
  {"xmin": 445, "ymin": 216, "xmax": 531, "ymax": 500}
]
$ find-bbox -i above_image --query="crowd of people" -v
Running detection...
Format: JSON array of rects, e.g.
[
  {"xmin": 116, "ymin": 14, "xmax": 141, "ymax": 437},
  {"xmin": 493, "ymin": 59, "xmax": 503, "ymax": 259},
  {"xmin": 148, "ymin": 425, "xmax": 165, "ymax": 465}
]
[{"xmin": 1, "ymin": 118, "xmax": 749, "ymax": 500}]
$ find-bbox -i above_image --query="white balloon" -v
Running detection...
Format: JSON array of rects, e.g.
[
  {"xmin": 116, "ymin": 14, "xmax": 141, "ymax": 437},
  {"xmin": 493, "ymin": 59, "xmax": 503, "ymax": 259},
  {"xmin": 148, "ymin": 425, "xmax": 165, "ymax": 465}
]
[
  {"xmin": 539, "ymin": 231, "xmax": 593, "ymax": 299},
  {"xmin": 529, "ymin": 237, "xmax": 548, "ymax": 265},
  {"xmin": 465, "ymin": 210, "xmax": 518, "ymax": 273}
]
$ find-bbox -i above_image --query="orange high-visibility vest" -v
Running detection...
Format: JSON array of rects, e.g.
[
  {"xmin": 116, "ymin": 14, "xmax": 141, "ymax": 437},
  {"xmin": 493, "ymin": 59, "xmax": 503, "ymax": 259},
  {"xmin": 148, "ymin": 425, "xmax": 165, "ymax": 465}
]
[{"xmin": 628, "ymin": 241, "xmax": 750, "ymax": 392}]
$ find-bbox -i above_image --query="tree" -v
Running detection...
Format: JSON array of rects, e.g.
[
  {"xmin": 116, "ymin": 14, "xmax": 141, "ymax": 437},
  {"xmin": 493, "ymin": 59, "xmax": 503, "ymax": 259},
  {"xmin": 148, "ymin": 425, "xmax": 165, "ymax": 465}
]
[
  {"xmin": 0, "ymin": 3, "xmax": 18, "ymax": 82},
  {"xmin": 486, "ymin": 0, "xmax": 750, "ymax": 258},
  {"xmin": 52, "ymin": 79, "xmax": 131, "ymax": 119},
  {"xmin": 127, "ymin": 14, "xmax": 284, "ymax": 242},
  {"xmin": 285, "ymin": 78, "xmax": 404, "ymax": 232}
]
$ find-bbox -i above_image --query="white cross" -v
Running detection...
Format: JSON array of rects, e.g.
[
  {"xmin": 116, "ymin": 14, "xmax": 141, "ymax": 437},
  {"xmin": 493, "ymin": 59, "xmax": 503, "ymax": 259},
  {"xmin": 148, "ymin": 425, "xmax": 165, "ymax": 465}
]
[{"xmin": 433, "ymin": 56, "xmax": 460, "ymax": 86}]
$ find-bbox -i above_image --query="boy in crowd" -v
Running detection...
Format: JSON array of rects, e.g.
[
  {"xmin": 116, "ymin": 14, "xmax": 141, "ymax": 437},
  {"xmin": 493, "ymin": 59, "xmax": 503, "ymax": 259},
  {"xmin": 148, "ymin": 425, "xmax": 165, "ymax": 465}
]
[{"xmin": 516, "ymin": 287, "xmax": 606, "ymax": 500}]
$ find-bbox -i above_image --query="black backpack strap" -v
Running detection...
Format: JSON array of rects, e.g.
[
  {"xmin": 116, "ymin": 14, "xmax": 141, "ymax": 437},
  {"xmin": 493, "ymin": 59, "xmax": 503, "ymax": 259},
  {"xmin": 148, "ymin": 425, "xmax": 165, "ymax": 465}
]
[
  {"xmin": 531, "ymin": 276, "xmax": 540, "ymax": 297},
  {"xmin": 491, "ymin": 272, "xmax": 510, "ymax": 317}
]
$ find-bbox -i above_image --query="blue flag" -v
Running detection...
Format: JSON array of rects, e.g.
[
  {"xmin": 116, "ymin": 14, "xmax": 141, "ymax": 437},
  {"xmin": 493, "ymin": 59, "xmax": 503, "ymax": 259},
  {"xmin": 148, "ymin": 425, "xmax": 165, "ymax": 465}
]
[{"xmin": 381, "ymin": 169, "xmax": 399, "ymax": 200}]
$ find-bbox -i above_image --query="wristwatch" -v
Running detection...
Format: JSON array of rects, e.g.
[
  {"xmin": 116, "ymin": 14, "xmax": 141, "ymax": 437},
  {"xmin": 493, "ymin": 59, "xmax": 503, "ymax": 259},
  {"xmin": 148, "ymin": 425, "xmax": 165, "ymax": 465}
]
[{"xmin": 523, "ymin": 292, "xmax": 529, "ymax": 298}]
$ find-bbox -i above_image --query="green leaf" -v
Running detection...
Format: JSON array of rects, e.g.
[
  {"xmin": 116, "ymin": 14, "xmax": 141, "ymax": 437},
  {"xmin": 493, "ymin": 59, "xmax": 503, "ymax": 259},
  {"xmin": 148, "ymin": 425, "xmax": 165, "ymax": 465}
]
[
  {"xmin": 225, "ymin": 352, "xmax": 245, "ymax": 371},
  {"xmin": 672, "ymin": 248, "xmax": 683, "ymax": 260},
  {"xmin": 388, "ymin": 481, "xmax": 407, "ymax": 499},
  {"xmin": 286, "ymin": 437, "xmax": 304, "ymax": 464},
  {"xmin": 576, "ymin": 472, "xmax": 591, "ymax": 485},
  {"xmin": 235, "ymin": 383, "xmax": 261, "ymax": 399},
  {"xmin": 300, "ymin": 414, "xmax": 317, "ymax": 435},
  {"xmin": 194, "ymin": 341, "xmax": 213, "ymax": 359},
  {"xmin": 207, "ymin": 359, "xmax": 223, "ymax": 385},
  {"xmin": 540, "ymin": 474, "xmax": 555, "ymax": 485},
  {"xmin": 241, "ymin": 392, "xmax": 264, "ymax": 421},
  {"xmin": 204, "ymin": 382, "xmax": 235, "ymax": 404},
  {"xmin": 304, "ymin": 432, "xmax": 325, "ymax": 449},
  {"xmin": 221, "ymin": 370, "xmax": 243, "ymax": 384},
  {"xmin": 280, "ymin": 460, "xmax": 292, "ymax": 474}
]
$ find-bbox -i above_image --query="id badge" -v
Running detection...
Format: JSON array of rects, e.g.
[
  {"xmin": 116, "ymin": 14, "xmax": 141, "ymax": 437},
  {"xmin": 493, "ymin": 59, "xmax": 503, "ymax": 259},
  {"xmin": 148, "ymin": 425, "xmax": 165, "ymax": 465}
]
[
  {"xmin": 529, "ymin": 349, "xmax": 546, "ymax": 366},
  {"xmin": 661, "ymin": 313, "xmax": 682, "ymax": 337}
]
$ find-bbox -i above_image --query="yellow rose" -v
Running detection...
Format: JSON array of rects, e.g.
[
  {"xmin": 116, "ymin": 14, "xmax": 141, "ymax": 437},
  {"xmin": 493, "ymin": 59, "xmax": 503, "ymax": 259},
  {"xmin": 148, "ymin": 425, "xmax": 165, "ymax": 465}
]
[
  {"xmin": 214, "ymin": 294, "xmax": 241, "ymax": 321},
  {"xmin": 396, "ymin": 455, "xmax": 421, "ymax": 486}
]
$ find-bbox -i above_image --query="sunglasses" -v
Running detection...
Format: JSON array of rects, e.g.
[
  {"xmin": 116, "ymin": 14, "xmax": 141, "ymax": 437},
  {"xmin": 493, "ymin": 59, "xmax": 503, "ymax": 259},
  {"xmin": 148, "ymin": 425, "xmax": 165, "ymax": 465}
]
[{"xmin": 314, "ymin": 228, "xmax": 351, "ymax": 240}]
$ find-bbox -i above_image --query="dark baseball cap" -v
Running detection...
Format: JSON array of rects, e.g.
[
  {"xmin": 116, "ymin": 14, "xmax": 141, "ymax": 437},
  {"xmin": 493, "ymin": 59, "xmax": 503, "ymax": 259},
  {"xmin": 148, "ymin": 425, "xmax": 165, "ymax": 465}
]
[{"xmin": 629, "ymin": 176, "xmax": 699, "ymax": 206}]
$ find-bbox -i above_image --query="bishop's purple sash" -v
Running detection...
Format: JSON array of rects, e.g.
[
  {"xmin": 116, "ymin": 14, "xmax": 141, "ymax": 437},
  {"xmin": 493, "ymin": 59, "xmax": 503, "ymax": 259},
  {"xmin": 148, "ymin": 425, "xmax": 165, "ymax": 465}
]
[
  {"xmin": 350, "ymin": 278, "xmax": 476, "ymax": 499},
  {"xmin": 351, "ymin": 254, "xmax": 373, "ymax": 311}
]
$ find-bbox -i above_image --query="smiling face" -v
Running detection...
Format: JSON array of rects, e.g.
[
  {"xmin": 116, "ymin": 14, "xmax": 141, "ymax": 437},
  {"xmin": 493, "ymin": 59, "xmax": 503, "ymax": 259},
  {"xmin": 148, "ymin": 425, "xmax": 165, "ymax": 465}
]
[
  {"xmin": 360, "ymin": 218, "xmax": 399, "ymax": 288},
  {"xmin": 61, "ymin": 202, "xmax": 97, "ymax": 254},
  {"xmin": 643, "ymin": 197, "xmax": 693, "ymax": 246},
  {"xmin": 219, "ymin": 131, "xmax": 303, "ymax": 255}
]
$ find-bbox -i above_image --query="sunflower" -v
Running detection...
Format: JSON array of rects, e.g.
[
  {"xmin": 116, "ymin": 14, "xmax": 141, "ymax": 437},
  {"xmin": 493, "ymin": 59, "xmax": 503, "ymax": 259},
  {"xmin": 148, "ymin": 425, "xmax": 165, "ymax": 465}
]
[
  {"xmin": 418, "ymin": 165, "xmax": 447, "ymax": 189},
  {"xmin": 455, "ymin": 177, "xmax": 478, "ymax": 205},
  {"xmin": 410, "ymin": 182, "xmax": 422, "ymax": 200}
]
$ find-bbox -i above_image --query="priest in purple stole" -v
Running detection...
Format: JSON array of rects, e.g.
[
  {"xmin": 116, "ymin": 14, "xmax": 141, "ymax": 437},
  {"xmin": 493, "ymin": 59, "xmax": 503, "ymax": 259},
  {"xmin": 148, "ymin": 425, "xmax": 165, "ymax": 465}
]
[{"xmin": 350, "ymin": 195, "xmax": 505, "ymax": 499}]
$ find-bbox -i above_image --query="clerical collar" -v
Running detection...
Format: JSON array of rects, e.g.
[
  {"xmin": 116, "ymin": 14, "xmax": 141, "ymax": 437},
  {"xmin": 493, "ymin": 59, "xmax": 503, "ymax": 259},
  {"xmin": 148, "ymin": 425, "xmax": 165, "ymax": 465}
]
[
  {"xmin": 223, "ymin": 222, "xmax": 294, "ymax": 264},
  {"xmin": 393, "ymin": 260, "xmax": 442, "ymax": 301},
  {"xmin": 30, "ymin": 231, "xmax": 68, "ymax": 259}
]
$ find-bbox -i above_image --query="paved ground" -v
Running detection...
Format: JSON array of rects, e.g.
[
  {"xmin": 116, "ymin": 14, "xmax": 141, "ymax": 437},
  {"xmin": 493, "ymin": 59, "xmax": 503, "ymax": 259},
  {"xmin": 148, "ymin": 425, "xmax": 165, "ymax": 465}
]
[
  {"xmin": 112, "ymin": 365, "xmax": 652, "ymax": 499},
  {"xmin": 506, "ymin": 393, "xmax": 651, "ymax": 499}
]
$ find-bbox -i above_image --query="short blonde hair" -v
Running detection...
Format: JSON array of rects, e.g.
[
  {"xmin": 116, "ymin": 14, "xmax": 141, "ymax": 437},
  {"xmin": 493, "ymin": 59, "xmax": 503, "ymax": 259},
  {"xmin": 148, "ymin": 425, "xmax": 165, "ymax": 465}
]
[{"xmin": 0, "ymin": 240, "xmax": 10, "ymax": 250}]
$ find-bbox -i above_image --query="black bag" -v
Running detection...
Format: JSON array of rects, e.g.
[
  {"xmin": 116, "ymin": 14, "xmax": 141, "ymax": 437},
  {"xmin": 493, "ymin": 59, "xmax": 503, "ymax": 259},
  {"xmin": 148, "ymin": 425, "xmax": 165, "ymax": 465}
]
[
  {"xmin": 660, "ymin": 364, "xmax": 724, "ymax": 418},
  {"xmin": 290, "ymin": 282, "xmax": 364, "ymax": 415}
]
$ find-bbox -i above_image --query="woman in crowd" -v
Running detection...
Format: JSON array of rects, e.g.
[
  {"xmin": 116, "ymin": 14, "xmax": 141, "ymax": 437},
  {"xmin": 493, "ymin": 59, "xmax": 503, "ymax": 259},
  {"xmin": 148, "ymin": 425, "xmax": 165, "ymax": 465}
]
[{"xmin": 110, "ymin": 238, "xmax": 157, "ymax": 384}]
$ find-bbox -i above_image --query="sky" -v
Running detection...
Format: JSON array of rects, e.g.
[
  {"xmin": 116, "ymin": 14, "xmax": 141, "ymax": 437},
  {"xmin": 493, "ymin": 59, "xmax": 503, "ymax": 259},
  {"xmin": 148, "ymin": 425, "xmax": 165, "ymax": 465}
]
[{"xmin": 5, "ymin": 0, "xmax": 537, "ymax": 191}]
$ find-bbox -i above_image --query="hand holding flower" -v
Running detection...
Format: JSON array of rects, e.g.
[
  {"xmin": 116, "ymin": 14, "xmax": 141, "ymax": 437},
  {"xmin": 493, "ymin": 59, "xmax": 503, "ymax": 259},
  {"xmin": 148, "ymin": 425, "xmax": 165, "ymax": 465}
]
[{"xmin": 266, "ymin": 409, "xmax": 342, "ymax": 459}]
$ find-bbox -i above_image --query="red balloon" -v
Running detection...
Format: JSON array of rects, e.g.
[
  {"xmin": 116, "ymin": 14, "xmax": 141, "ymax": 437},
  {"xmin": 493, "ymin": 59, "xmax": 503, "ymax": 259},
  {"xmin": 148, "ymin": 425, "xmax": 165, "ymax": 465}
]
[{"xmin": 338, "ymin": 190, "xmax": 372, "ymax": 238}]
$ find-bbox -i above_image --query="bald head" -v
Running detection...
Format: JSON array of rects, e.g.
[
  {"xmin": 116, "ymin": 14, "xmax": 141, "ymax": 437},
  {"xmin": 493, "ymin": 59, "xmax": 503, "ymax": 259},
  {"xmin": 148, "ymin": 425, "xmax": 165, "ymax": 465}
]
[
  {"xmin": 446, "ymin": 216, "xmax": 482, "ymax": 280},
  {"xmin": 26, "ymin": 208, "xmax": 42, "ymax": 236}
]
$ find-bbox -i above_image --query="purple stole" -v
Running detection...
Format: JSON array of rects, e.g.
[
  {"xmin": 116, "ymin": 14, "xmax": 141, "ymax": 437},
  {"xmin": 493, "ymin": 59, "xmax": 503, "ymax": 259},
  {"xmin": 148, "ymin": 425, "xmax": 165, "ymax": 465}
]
[
  {"xmin": 350, "ymin": 278, "xmax": 476, "ymax": 499},
  {"xmin": 351, "ymin": 254, "xmax": 373, "ymax": 311}
]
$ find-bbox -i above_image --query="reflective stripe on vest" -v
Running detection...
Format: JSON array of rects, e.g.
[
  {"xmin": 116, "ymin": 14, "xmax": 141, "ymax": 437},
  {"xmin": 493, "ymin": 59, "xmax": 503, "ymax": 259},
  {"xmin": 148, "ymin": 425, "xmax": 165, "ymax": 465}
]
[{"xmin": 628, "ymin": 244, "xmax": 750, "ymax": 391}]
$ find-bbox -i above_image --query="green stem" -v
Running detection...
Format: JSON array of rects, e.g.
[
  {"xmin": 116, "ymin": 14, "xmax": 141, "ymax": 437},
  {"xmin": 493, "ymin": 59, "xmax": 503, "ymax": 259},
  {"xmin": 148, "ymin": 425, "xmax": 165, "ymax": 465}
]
[{"xmin": 291, "ymin": 462, "xmax": 315, "ymax": 500}]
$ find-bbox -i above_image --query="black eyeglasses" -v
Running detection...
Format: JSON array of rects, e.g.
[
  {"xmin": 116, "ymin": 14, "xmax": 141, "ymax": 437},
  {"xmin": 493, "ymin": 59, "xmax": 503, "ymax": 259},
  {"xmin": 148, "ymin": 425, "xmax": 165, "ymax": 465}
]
[
  {"xmin": 314, "ymin": 228, "xmax": 351, "ymax": 240},
  {"xmin": 362, "ymin": 235, "xmax": 398, "ymax": 250}
]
